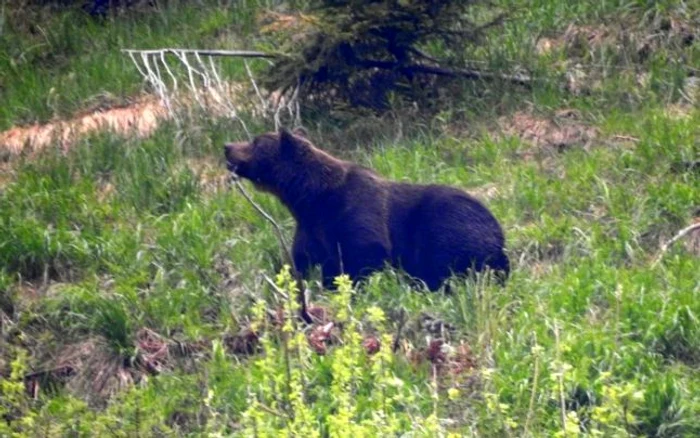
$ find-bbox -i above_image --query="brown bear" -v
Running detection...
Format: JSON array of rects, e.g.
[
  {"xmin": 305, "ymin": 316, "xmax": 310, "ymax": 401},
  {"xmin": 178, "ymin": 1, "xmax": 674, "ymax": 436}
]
[{"xmin": 224, "ymin": 128, "xmax": 509, "ymax": 290}]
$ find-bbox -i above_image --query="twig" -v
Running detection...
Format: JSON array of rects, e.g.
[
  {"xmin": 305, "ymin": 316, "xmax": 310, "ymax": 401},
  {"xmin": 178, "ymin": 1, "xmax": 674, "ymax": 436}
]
[
  {"xmin": 172, "ymin": 50, "xmax": 205, "ymax": 107},
  {"xmin": 245, "ymin": 60, "xmax": 268, "ymax": 112},
  {"xmin": 262, "ymin": 274, "xmax": 290, "ymax": 301},
  {"xmin": 24, "ymin": 365, "xmax": 76, "ymax": 398},
  {"xmin": 23, "ymin": 366, "xmax": 76, "ymax": 381},
  {"xmin": 0, "ymin": 308, "xmax": 14, "ymax": 333},
  {"xmin": 160, "ymin": 51, "xmax": 179, "ymax": 93},
  {"xmin": 523, "ymin": 335, "xmax": 541, "ymax": 437},
  {"xmin": 127, "ymin": 51, "xmax": 149, "ymax": 80},
  {"xmin": 652, "ymin": 222, "xmax": 700, "ymax": 267},
  {"xmin": 193, "ymin": 51, "xmax": 211, "ymax": 89},
  {"xmin": 256, "ymin": 402, "xmax": 290, "ymax": 419},
  {"xmin": 231, "ymin": 176, "xmax": 292, "ymax": 264},
  {"xmin": 431, "ymin": 364, "xmax": 439, "ymax": 420},
  {"xmin": 553, "ymin": 324, "xmax": 567, "ymax": 435},
  {"xmin": 612, "ymin": 135, "xmax": 640, "ymax": 143}
]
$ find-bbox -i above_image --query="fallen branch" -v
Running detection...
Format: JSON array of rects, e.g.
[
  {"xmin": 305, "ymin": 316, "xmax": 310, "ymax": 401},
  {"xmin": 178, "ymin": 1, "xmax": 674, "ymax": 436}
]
[
  {"xmin": 24, "ymin": 366, "xmax": 76, "ymax": 381},
  {"xmin": 356, "ymin": 58, "xmax": 534, "ymax": 88},
  {"xmin": 122, "ymin": 49, "xmax": 277, "ymax": 59},
  {"xmin": 652, "ymin": 222, "xmax": 700, "ymax": 267},
  {"xmin": 24, "ymin": 366, "xmax": 76, "ymax": 399}
]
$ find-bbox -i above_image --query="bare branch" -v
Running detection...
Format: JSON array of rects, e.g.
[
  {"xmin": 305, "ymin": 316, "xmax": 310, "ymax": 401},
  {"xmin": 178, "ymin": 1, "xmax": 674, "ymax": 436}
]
[
  {"xmin": 122, "ymin": 49, "xmax": 276, "ymax": 59},
  {"xmin": 257, "ymin": 402, "xmax": 290, "ymax": 419},
  {"xmin": 229, "ymin": 176, "xmax": 312, "ymax": 324},
  {"xmin": 356, "ymin": 58, "xmax": 533, "ymax": 88},
  {"xmin": 245, "ymin": 60, "xmax": 268, "ymax": 112},
  {"xmin": 652, "ymin": 223, "xmax": 700, "ymax": 267},
  {"xmin": 262, "ymin": 274, "xmax": 290, "ymax": 301},
  {"xmin": 231, "ymin": 176, "xmax": 292, "ymax": 264}
]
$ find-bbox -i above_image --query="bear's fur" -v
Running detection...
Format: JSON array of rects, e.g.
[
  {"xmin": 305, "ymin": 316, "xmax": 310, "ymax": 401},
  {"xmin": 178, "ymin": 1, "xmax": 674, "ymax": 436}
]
[{"xmin": 224, "ymin": 129, "xmax": 509, "ymax": 290}]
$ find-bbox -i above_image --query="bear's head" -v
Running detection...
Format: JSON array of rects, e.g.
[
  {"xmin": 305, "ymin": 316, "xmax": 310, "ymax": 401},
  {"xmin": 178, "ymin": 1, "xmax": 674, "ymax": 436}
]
[{"xmin": 224, "ymin": 128, "xmax": 316, "ymax": 195}]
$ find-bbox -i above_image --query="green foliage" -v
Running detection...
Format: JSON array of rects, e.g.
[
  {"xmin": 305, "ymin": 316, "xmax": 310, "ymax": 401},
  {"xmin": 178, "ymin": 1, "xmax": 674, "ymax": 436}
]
[
  {"xmin": 0, "ymin": 349, "xmax": 37, "ymax": 437},
  {"xmin": 235, "ymin": 268, "xmax": 443, "ymax": 436}
]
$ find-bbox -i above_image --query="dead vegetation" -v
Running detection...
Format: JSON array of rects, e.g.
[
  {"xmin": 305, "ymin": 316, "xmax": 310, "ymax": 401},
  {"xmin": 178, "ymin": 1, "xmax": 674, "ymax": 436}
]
[
  {"xmin": 499, "ymin": 109, "xmax": 599, "ymax": 158},
  {"xmin": 536, "ymin": 15, "xmax": 698, "ymax": 97},
  {"xmin": 536, "ymin": 16, "xmax": 697, "ymax": 62},
  {"xmin": 20, "ymin": 329, "xmax": 211, "ymax": 404}
]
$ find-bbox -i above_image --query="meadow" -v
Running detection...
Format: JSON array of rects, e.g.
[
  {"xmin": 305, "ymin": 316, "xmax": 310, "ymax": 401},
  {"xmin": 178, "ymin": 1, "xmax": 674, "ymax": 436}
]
[{"xmin": 1, "ymin": 0, "xmax": 699, "ymax": 436}]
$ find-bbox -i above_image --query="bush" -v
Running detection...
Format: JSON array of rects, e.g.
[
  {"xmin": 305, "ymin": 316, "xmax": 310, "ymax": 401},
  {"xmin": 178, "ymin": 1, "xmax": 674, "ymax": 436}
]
[{"xmin": 264, "ymin": 0, "xmax": 506, "ymax": 110}]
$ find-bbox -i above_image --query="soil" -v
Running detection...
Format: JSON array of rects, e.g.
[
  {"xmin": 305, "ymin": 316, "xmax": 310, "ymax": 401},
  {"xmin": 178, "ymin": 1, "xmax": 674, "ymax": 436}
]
[{"xmin": 0, "ymin": 98, "xmax": 167, "ymax": 155}]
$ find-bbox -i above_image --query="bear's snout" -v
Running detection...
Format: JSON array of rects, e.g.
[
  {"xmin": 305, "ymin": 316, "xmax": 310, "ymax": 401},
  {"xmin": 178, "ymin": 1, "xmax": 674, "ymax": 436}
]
[{"xmin": 224, "ymin": 142, "xmax": 250, "ymax": 172}]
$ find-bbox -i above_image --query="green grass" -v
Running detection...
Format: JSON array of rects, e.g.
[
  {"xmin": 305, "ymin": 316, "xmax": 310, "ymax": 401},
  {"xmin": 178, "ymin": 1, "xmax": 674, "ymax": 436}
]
[{"xmin": 1, "ymin": 0, "xmax": 699, "ymax": 436}]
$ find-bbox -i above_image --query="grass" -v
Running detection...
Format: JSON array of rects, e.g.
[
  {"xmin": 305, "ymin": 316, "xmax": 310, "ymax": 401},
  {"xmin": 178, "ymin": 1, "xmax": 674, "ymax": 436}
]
[{"xmin": 1, "ymin": 0, "xmax": 699, "ymax": 436}]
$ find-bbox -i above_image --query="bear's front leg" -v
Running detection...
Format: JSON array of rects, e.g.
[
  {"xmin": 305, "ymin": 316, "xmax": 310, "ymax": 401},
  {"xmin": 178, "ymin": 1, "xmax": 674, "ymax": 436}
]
[
  {"xmin": 292, "ymin": 227, "xmax": 318, "ymax": 278},
  {"xmin": 337, "ymin": 240, "xmax": 391, "ymax": 284},
  {"xmin": 293, "ymin": 227, "xmax": 346, "ymax": 289}
]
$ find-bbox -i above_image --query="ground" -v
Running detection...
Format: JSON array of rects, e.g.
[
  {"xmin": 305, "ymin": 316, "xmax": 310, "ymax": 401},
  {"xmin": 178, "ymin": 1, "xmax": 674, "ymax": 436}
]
[{"xmin": 0, "ymin": 1, "xmax": 699, "ymax": 436}]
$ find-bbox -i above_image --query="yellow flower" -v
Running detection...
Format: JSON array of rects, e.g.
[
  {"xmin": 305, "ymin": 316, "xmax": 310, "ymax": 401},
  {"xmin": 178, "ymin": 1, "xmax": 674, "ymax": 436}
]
[
  {"xmin": 447, "ymin": 387, "xmax": 460, "ymax": 400},
  {"xmin": 366, "ymin": 305, "xmax": 386, "ymax": 325}
]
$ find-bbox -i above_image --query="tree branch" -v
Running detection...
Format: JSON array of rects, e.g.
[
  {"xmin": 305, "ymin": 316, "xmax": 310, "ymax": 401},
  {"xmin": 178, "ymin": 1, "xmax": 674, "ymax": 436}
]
[{"xmin": 652, "ymin": 222, "xmax": 700, "ymax": 267}]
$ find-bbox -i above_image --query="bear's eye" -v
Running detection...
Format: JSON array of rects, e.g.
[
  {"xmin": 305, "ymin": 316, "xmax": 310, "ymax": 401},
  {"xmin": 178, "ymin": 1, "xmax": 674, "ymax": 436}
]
[{"xmin": 252, "ymin": 138, "xmax": 269, "ymax": 151}]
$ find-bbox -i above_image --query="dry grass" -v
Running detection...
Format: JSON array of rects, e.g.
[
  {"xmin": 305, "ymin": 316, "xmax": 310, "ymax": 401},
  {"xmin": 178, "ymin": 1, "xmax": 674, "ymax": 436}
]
[{"xmin": 499, "ymin": 109, "xmax": 598, "ymax": 157}]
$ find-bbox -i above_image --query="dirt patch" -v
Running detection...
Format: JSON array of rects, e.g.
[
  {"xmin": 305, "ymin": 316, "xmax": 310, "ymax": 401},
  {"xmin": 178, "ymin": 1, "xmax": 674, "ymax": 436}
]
[
  {"xmin": 500, "ymin": 109, "xmax": 599, "ymax": 157},
  {"xmin": 0, "ymin": 98, "xmax": 167, "ymax": 156}
]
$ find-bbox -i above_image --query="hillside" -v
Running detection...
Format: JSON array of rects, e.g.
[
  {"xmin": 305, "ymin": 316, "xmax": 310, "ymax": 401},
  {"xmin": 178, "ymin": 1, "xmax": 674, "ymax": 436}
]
[{"xmin": 1, "ymin": 1, "xmax": 699, "ymax": 436}]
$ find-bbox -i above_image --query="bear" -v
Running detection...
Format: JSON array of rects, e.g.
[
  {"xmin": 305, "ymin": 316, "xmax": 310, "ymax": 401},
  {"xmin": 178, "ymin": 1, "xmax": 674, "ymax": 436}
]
[{"xmin": 224, "ymin": 128, "xmax": 509, "ymax": 290}]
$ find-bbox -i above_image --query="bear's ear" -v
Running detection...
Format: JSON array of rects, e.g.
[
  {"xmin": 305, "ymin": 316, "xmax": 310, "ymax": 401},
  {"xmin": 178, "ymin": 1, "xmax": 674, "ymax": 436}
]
[
  {"xmin": 279, "ymin": 128, "xmax": 310, "ymax": 159},
  {"xmin": 292, "ymin": 126, "xmax": 308, "ymax": 138}
]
